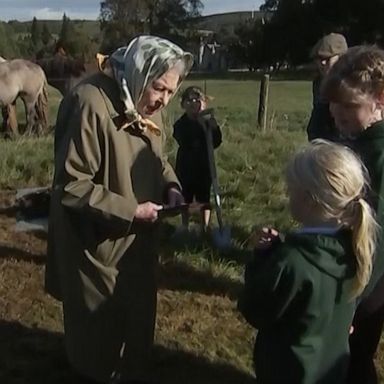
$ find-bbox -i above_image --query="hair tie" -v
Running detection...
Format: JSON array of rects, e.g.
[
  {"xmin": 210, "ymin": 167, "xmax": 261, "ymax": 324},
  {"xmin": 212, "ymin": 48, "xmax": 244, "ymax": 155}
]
[{"xmin": 352, "ymin": 194, "xmax": 364, "ymax": 204}]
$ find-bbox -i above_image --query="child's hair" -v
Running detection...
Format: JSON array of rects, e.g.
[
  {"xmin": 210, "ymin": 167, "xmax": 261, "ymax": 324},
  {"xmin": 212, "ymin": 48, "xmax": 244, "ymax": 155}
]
[
  {"xmin": 286, "ymin": 140, "xmax": 379, "ymax": 297},
  {"xmin": 322, "ymin": 45, "xmax": 384, "ymax": 104},
  {"xmin": 180, "ymin": 86, "xmax": 209, "ymax": 106}
]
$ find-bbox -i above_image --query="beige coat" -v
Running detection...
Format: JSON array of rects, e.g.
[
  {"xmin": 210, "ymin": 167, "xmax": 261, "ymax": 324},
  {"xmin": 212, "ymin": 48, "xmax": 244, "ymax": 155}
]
[{"xmin": 46, "ymin": 72, "xmax": 179, "ymax": 382}]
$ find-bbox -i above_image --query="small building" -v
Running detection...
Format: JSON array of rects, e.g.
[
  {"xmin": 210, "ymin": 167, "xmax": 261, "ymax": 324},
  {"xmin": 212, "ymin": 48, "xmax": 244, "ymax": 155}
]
[
  {"xmin": 197, "ymin": 35, "xmax": 227, "ymax": 72},
  {"xmin": 193, "ymin": 11, "xmax": 268, "ymax": 72}
]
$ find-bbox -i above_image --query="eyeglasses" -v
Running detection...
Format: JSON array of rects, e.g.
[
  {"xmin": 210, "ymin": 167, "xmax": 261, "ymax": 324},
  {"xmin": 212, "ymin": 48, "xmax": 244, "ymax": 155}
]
[{"xmin": 185, "ymin": 97, "xmax": 203, "ymax": 104}]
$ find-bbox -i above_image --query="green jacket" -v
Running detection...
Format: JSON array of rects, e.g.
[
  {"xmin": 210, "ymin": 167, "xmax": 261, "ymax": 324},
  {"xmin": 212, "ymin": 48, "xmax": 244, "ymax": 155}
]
[
  {"xmin": 352, "ymin": 121, "xmax": 384, "ymax": 313},
  {"xmin": 238, "ymin": 230, "xmax": 356, "ymax": 384}
]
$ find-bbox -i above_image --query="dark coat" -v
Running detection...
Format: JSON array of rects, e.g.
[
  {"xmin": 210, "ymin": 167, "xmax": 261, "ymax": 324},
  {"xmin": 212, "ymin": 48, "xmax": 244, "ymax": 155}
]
[
  {"xmin": 306, "ymin": 76, "xmax": 339, "ymax": 142},
  {"xmin": 173, "ymin": 113, "xmax": 222, "ymax": 185},
  {"xmin": 351, "ymin": 121, "xmax": 384, "ymax": 317}
]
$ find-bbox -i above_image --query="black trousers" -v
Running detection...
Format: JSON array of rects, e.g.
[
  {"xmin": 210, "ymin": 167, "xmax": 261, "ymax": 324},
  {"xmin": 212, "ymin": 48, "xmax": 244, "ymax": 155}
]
[{"xmin": 347, "ymin": 301, "xmax": 384, "ymax": 383}]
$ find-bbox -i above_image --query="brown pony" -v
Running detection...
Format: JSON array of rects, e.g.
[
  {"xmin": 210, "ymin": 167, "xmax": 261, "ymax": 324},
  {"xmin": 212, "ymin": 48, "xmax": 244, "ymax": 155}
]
[
  {"xmin": 0, "ymin": 56, "xmax": 48, "ymax": 136},
  {"xmin": 37, "ymin": 53, "xmax": 87, "ymax": 96}
]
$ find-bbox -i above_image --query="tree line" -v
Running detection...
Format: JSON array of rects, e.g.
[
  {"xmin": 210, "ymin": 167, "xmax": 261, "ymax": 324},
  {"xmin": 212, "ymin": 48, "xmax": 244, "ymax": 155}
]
[
  {"xmin": 0, "ymin": 14, "xmax": 99, "ymax": 61},
  {"xmin": 2, "ymin": 0, "xmax": 383, "ymax": 70},
  {"xmin": 232, "ymin": 0, "xmax": 384, "ymax": 70},
  {"xmin": 0, "ymin": 1, "xmax": 202, "ymax": 62}
]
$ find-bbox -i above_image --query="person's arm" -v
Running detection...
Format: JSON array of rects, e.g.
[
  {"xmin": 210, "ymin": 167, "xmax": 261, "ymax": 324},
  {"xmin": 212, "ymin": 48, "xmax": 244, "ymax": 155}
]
[
  {"xmin": 149, "ymin": 109, "xmax": 182, "ymax": 206},
  {"xmin": 59, "ymin": 96, "xmax": 138, "ymax": 229},
  {"xmin": 161, "ymin": 149, "xmax": 180, "ymax": 191},
  {"xmin": 307, "ymin": 78, "xmax": 324, "ymax": 141},
  {"xmin": 173, "ymin": 118, "xmax": 191, "ymax": 149},
  {"xmin": 307, "ymin": 102, "xmax": 335, "ymax": 141},
  {"xmin": 173, "ymin": 120, "xmax": 183, "ymax": 145},
  {"xmin": 209, "ymin": 117, "xmax": 222, "ymax": 149},
  {"xmin": 238, "ymin": 244, "xmax": 302, "ymax": 329}
]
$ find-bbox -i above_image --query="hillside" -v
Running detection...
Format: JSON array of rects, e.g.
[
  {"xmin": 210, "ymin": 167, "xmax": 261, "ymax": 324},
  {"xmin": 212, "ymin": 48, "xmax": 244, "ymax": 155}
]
[
  {"xmin": 3, "ymin": 11, "xmax": 263, "ymax": 40},
  {"xmin": 6, "ymin": 19, "xmax": 100, "ymax": 38},
  {"xmin": 197, "ymin": 11, "xmax": 265, "ymax": 35}
]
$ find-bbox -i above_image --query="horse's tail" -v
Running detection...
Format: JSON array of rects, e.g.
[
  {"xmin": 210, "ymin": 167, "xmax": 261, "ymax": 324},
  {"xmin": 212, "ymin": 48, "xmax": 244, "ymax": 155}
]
[{"xmin": 36, "ymin": 79, "xmax": 48, "ymax": 134}]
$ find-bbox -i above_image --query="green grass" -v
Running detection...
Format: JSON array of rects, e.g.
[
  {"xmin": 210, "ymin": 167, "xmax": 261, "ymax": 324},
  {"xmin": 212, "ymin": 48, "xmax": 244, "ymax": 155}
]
[
  {"xmin": 0, "ymin": 136, "xmax": 53, "ymax": 189},
  {"xmin": 1, "ymin": 79, "xmax": 383, "ymax": 383},
  {"xmin": 13, "ymin": 85, "xmax": 62, "ymax": 129}
]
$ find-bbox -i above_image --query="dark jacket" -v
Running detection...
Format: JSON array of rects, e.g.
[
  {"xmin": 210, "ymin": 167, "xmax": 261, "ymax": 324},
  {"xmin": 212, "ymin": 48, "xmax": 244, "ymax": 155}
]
[
  {"xmin": 173, "ymin": 113, "xmax": 222, "ymax": 185},
  {"xmin": 351, "ymin": 121, "xmax": 384, "ymax": 318},
  {"xmin": 307, "ymin": 76, "xmax": 339, "ymax": 142},
  {"xmin": 238, "ymin": 230, "xmax": 356, "ymax": 384}
]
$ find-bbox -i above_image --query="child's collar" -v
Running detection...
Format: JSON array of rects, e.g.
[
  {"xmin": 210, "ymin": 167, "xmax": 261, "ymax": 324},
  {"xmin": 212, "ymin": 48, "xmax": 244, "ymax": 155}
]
[
  {"xmin": 185, "ymin": 112, "xmax": 199, "ymax": 120},
  {"xmin": 294, "ymin": 226, "xmax": 341, "ymax": 235}
]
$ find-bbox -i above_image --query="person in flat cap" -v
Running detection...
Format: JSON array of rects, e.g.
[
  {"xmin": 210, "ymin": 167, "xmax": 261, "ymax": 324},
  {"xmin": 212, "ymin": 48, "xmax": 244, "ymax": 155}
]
[{"xmin": 306, "ymin": 33, "xmax": 348, "ymax": 141}]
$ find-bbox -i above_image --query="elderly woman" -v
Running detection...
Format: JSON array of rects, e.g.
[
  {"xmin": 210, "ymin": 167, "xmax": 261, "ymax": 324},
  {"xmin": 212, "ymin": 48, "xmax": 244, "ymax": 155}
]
[{"xmin": 45, "ymin": 36, "xmax": 193, "ymax": 383}]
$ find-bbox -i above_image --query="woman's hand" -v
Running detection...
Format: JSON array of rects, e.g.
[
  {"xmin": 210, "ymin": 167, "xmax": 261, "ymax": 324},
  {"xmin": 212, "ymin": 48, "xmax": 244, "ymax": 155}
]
[
  {"xmin": 167, "ymin": 187, "xmax": 184, "ymax": 207},
  {"xmin": 134, "ymin": 202, "xmax": 163, "ymax": 222},
  {"xmin": 250, "ymin": 227, "xmax": 280, "ymax": 250}
]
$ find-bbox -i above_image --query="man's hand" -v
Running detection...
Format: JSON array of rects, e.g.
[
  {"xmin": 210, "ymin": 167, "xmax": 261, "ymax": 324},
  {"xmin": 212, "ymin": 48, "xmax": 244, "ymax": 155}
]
[{"xmin": 134, "ymin": 202, "xmax": 163, "ymax": 222}]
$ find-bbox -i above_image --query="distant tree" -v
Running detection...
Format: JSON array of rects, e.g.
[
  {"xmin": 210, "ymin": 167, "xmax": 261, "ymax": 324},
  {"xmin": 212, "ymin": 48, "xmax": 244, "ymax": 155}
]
[
  {"xmin": 16, "ymin": 35, "xmax": 35, "ymax": 58},
  {"xmin": 30, "ymin": 17, "xmax": 41, "ymax": 46},
  {"xmin": 100, "ymin": 0, "xmax": 146, "ymax": 52},
  {"xmin": 145, "ymin": 0, "xmax": 203, "ymax": 40},
  {"xmin": 259, "ymin": 0, "xmax": 384, "ymax": 66},
  {"xmin": 57, "ymin": 13, "xmax": 88, "ymax": 57},
  {"xmin": 260, "ymin": 0, "xmax": 280, "ymax": 12},
  {"xmin": 59, "ymin": 13, "xmax": 72, "ymax": 44},
  {"xmin": 311, "ymin": 0, "xmax": 384, "ymax": 45},
  {"xmin": 41, "ymin": 23, "xmax": 52, "ymax": 45},
  {"xmin": 231, "ymin": 19, "xmax": 265, "ymax": 71},
  {"xmin": 65, "ymin": 27, "xmax": 99, "ymax": 61},
  {"xmin": 259, "ymin": 0, "xmax": 320, "ymax": 65},
  {"xmin": 100, "ymin": 0, "xmax": 203, "ymax": 52},
  {"xmin": 0, "ymin": 22, "xmax": 19, "ymax": 58}
]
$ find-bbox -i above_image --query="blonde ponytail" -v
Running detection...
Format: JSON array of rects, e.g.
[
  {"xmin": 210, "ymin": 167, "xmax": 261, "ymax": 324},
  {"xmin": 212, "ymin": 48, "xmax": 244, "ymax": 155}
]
[
  {"xmin": 287, "ymin": 139, "xmax": 379, "ymax": 299},
  {"xmin": 345, "ymin": 198, "xmax": 379, "ymax": 297}
]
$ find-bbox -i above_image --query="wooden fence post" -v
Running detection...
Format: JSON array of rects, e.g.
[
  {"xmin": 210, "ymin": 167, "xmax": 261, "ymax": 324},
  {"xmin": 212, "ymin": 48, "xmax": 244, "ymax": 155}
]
[{"xmin": 257, "ymin": 74, "xmax": 270, "ymax": 132}]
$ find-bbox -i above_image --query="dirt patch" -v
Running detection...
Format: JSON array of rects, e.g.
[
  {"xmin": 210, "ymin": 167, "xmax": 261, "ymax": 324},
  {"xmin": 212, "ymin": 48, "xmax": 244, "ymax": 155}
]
[
  {"xmin": 0, "ymin": 191, "xmax": 47, "ymax": 259},
  {"xmin": 0, "ymin": 190, "xmax": 255, "ymax": 383}
]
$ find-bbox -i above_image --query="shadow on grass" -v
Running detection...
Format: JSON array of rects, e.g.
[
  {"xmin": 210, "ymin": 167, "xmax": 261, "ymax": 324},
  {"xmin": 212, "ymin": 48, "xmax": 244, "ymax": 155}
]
[
  {"xmin": 0, "ymin": 320, "xmax": 255, "ymax": 384},
  {"xmin": 159, "ymin": 222, "xmax": 252, "ymax": 265},
  {"xmin": 156, "ymin": 222, "xmax": 253, "ymax": 299},
  {"xmin": 155, "ymin": 345, "xmax": 255, "ymax": 384},
  {"xmin": 158, "ymin": 260, "xmax": 242, "ymax": 300},
  {"xmin": 0, "ymin": 244, "xmax": 46, "ymax": 265}
]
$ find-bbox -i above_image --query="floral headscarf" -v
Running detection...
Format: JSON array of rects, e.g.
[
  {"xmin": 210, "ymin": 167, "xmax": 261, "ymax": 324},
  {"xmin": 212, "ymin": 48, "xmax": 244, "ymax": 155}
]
[{"xmin": 106, "ymin": 35, "xmax": 193, "ymax": 133}]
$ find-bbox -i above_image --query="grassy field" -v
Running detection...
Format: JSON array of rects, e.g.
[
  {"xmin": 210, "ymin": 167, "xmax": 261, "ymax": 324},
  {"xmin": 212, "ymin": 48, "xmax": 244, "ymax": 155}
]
[{"xmin": 0, "ymin": 78, "xmax": 383, "ymax": 383}]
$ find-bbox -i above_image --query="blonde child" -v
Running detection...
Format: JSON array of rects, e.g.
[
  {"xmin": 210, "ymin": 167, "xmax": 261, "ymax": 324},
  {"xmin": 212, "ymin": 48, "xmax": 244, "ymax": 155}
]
[
  {"xmin": 322, "ymin": 45, "xmax": 384, "ymax": 384},
  {"xmin": 238, "ymin": 140, "xmax": 378, "ymax": 384}
]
